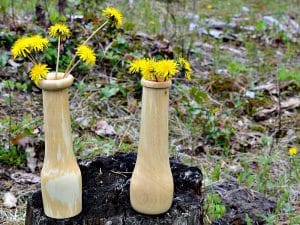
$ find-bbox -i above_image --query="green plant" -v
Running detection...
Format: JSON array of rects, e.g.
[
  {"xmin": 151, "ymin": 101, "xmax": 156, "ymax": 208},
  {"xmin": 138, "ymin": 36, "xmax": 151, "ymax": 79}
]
[
  {"xmin": 0, "ymin": 115, "xmax": 39, "ymax": 165},
  {"xmin": 2, "ymin": 79, "xmax": 28, "ymax": 92},
  {"xmin": 201, "ymin": 112, "xmax": 236, "ymax": 154},
  {"xmin": 0, "ymin": 145, "xmax": 26, "ymax": 165},
  {"xmin": 211, "ymin": 164, "xmax": 221, "ymax": 181},
  {"xmin": 245, "ymin": 214, "xmax": 252, "ymax": 225},
  {"xmin": 227, "ymin": 61, "xmax": 247, "ymax": 76},
  {"xmin": 237, "ymin": 159, "xmax": 255, "ymax": 187},
  {"xmin": 99, "ymin": 83, "xmax": 126, "ymax": 100},
  {"xmin": 278, "ymin": 68, "xmax": 300, "ymax": 86},
  {"xmin": 257, "ymin": 156, "xmax": 271, "ymax": 193},
  {"xmin": 82, "ymin": 137, "xmax": 116, "ymax": 159},
  {"xmin": 204, "ymin": 193, "xmax": 226, "ymax": 224}
]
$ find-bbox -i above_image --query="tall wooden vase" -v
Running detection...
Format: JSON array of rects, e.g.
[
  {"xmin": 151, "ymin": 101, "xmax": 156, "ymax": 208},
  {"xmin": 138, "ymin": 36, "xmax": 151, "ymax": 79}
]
[
  {"xmin": 130, "ymin": 78, "xmax": 174, "ymax": 215},
  {"xmin": 38, "ymin": 72, "xmax": 82, "ymax": 219}
]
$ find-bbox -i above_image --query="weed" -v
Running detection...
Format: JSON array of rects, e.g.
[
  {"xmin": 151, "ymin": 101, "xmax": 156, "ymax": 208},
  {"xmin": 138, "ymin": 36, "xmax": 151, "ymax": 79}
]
[
  {"xmin": 204, "ymin": 193, "xmax": 226, "ymax": 224},
  {"xmin": 99, "ymin": 83, "xmax": 126, "ymax": 100},
  {"xmin": 278, "ymin": 67, "xmax": 300, "ymax": 86},
  {"xmin": 0, "ymin": 145, "xmax": 26, "ymax": 165},
  {"xmin": 227, "ymin": 61, "xmax": 247, "ymax": 76},
  {"xmin": 211, "ymin": 164, "xmax": 221, "ymax": 181}
]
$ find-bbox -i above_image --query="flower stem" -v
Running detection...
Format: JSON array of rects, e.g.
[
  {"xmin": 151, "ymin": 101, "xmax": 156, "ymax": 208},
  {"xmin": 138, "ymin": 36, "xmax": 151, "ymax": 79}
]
[
  {"xmin": 64, "ymin": 56, "xmax": 76, "ymax": 77},
  {"xmin": 55, "ymin": 36, "xmax": 61, "ymax": 79},
  {"xmin": 83, "ymin": 20, "xmax": 108, "ymax": 45},
  {"xmin": 64, "ymin": 20, "xmax": 108, "ymax": 78},
  {"xmin": 65, "ymin": 60, "xmax": 80, "ymax": 78},
  {"xmin": 27, "ymin": 53, "xmax": 37, "ymax": 64}
]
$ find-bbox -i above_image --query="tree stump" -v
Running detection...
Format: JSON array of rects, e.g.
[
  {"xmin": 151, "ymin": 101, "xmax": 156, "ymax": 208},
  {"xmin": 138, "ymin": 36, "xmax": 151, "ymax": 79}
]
[{"xmin": 25, "ymin": 153, "xmax": 204, "ymax": 225}]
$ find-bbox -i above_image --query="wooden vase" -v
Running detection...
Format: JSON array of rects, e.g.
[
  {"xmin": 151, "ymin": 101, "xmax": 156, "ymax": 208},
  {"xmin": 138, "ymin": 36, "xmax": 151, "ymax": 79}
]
[
  {"xmin": 130, "ymin": 78, "xmax": 174, "ymax": 215},
  {"xmin": 38, "ymin": 72, "xmax": 82, "ymax": 219}
]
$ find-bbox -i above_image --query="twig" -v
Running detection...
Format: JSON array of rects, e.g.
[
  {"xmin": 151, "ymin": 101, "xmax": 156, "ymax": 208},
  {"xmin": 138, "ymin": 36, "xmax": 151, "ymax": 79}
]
[
  {"xmin": 110, "ymin": 170, "xmax": 132, "ymax": 178},
  {"xmin": 276, "ymin": 78, "xmax": 282, "ymax": 143},
  {"xmin": 7, "ymin": 82, "xmax": 12, "ymax": 151}
]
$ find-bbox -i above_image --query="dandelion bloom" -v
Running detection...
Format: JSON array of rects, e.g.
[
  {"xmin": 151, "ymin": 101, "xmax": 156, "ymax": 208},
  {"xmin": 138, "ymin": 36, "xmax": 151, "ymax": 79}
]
[
  {"xmin": 154, "ymin": 59, "xmax": 179, "ymax": 80},
  {"xmin": 29, "ymin": 63, "xmax": 49, "ymax": 84},
  {"xmin": 140, "ymin": 59, "xmax": 156, "ymax": 81},
  {"xmin": 178, "ymin": 57, "xmax": 192, "ymax": 80},
  {"xmin": 102, "ymin": 7, "xmax": 123, "ymax": 28},
  {"xmin": 48, "ymin": 23, "xmax": 71, "ymax": 39},
  {"xmin": 129, "ymin": 58, "xmax": 147, "ymax": 74},
  {"xmin": 11, "ymin": 37, "xmax": 31, "ymax": 58},
  {"xmin": 76, "ymin": 44, "xmax": 96, "ymax": 66},
  {"xmin": 29, "ymin": 35, "xmax": 49, "ymax": 52},
  {"xmin": 288, "ymin": 147, "xmax": 298, "ymax": 156}
]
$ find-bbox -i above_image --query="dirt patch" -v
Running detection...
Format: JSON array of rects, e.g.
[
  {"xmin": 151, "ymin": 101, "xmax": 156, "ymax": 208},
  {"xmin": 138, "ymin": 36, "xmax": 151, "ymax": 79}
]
[{"xmin": 25, "ymin": 152, "xmax": 204, "ymax": 225}]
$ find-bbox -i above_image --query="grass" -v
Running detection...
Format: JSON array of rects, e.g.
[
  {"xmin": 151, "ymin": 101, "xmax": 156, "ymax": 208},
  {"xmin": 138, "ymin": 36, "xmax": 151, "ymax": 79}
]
[{"xmin": 0, "ymin": 0, "xmax": 299, "ymax": 224}]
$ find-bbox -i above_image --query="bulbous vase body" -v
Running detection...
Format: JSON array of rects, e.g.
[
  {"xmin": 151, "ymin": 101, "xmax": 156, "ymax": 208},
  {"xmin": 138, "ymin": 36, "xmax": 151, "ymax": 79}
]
[
  {"xmin": 130, "ymin": 79, "xmax": 174, "ymax": 215},
  {"xmin": 39, "ymin": 72, "xmax": 82, "ymax": 219}
]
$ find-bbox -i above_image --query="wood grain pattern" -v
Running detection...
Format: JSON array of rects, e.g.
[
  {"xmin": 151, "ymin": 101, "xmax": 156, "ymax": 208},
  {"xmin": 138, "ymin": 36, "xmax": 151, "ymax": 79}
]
[
  {"xmin": 130, "ymin": 79, "xmax": 174, "ymax": 215},
  {"xmin": 39, "ymin": 73, "xmax": 82, "ymax": 219}
]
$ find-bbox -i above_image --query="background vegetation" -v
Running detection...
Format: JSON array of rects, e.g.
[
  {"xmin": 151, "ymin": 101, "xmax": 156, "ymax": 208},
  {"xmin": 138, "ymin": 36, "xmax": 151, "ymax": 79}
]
[{"xmin": 0, "ymin": 0, "xmax": 299, "ymax": 224}]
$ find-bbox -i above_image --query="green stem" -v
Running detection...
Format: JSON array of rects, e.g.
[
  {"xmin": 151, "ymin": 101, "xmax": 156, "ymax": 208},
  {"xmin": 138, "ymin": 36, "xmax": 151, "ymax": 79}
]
[
  {"xmin": 83, "ymin": 20, "xmax": 108, "ymax": 45},
  {"xmin": 64, "ymin": 20, "xmax": 108, "ymax": 77},
  {"xmin": 27, "ymin": 53, "xmax": 37, "ymax": 64},
  {"xmin": 65, "ymin": 60, "xmax": 80, "ymax": 77},
  {"xmin": 55, "ymin": 36, "xmax": 61, "ymax": 79}
]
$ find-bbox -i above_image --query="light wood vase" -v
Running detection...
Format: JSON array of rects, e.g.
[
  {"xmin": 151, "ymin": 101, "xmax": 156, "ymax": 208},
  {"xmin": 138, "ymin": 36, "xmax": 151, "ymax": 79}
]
[
  {"xmin": 130, "ymin": 78, "xmax": 174, "ymax": 215},
  {"xmin": 38, "ymin": 72, "xmax": 82, "ymax": 219}
]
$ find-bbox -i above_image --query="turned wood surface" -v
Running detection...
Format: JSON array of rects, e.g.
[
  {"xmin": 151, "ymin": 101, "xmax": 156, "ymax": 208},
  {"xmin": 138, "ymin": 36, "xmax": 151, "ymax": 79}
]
[
  {"xmin": 130, "ymin": 79, "xmax": 174, "ymax": 215},
  {"xmin": 39, "ymin": 73, "xmax": 82, "ymax": 219}
]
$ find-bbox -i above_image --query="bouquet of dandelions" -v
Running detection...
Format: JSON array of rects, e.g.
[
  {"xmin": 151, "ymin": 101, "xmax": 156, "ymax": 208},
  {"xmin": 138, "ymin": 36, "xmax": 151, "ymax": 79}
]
[
  {"xmin": 10, "ymin": 7, "xmax": 123, "ymax": 85},
  {"xmin": 129, "ymin": 57, "xmax": 192, "ymax": 82}
]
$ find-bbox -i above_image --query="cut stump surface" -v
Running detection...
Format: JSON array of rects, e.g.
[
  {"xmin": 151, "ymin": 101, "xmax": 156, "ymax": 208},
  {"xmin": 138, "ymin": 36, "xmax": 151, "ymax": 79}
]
[{"xmin": 25, "ymin": 153, "xmax": 204, "ymax": 225}]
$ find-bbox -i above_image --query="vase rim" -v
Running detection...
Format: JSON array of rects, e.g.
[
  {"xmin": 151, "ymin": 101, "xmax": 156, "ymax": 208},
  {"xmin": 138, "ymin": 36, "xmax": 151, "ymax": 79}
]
[
  {"xmin": 38, "ymin": 72, "xmax": 74, "ymax": 91},
  {"xmin": 141, "ymin": 78, "xmax": 172, "ymax": 89}
]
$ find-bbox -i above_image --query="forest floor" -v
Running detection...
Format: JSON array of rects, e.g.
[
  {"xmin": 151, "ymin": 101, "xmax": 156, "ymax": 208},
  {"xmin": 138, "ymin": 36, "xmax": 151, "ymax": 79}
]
[{"xmin": 0, "ymin": 0, "xmax": 299, "ymax": 224}]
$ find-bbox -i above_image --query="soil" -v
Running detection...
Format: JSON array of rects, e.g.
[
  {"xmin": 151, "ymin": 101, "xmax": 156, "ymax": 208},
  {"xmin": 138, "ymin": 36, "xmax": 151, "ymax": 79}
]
[
  {"xmin": 209, "ymin": 179, "xmax": 276, "ymax": 225},
  {"xmin": 25, "ymin": 152, "xmax": 204, "ymax": 225}
]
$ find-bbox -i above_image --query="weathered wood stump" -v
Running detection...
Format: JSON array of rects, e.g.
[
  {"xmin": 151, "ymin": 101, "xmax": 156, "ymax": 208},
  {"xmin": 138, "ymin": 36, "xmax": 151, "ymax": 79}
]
[{"xmin": 25, "ymin": 153, "xmax": 204, "ymax": 225}]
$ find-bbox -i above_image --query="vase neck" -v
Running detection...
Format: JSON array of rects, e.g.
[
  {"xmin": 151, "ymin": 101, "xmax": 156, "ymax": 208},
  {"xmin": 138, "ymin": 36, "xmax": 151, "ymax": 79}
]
[
  {"xmin": 137, "ymin": 85, "xmax": 170, "ymax": 166},
  {"xmin": 42, "ymin": 88, "xmax": 75, "ymax": 166}
]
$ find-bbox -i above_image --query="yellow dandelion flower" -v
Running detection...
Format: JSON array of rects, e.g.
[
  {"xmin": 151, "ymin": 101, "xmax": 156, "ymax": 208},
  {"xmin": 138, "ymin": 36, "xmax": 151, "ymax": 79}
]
[
  {"xmin": 129, "ymin": 58, "xmax": 147, "ymax": 74},
  {"xmin": 178, "ymin": 57, "xmax": 192, "ymax": 80},
  {"xmin": 154, "ymin": 59, "xmax": 179, "ymax": 80},
  {"xmin": 48, "ymin": 23, "xmax": 71, "ymax": 39},
  {"xmin": 207, "ymin": 4, "xmax": 213, "ymax": 10},
  {"xmin": 140, "ymin": 59, "xmax": 156, "ymax": 81},
  {"xmin": 288, "ymin": 147, "xmax": 298, "ymax": 156},
  {"xmin": 102, "ymin": 7, "xmax": 123, "ymax": 28},
  {"xmin": 29, "ymin": 35, "xmax": 49, "ymax": 52},
  {"xmin": 29, "ymin": 63, "xmax": 49, "ymax": 85},
  {"xmin": 76, "ymin": 44, "xmax": 96, "ymax": 66},
  {"xmin": 11, "ymin": 37, "xmax": 31, "ymax": 58}
]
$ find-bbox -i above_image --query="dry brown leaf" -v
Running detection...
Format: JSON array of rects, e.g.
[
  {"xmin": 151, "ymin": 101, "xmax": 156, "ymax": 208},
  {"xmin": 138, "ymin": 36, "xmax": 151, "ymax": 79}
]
[
  {"xmin": 254, "ymin": 97, "xmax": 300, "ymax": 121},
  {"xmin": 92, "ymin": 120, "xmax": 116, "ymax": 137}
]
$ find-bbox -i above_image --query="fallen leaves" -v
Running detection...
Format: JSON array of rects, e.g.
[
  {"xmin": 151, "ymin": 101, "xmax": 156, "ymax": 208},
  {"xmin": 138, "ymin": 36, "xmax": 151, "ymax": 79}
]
[
  {"xmin": 254, "ymin": 97, "xmax": 300, "ymax": 121},
  {"xmin": 92, "ymin": 120, "xmax": 116, "ymax": 137}
]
